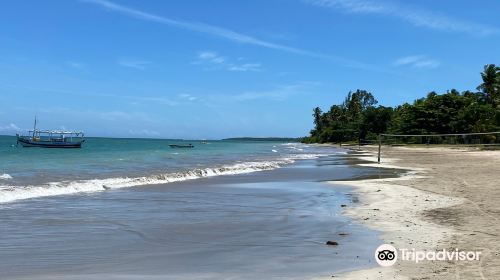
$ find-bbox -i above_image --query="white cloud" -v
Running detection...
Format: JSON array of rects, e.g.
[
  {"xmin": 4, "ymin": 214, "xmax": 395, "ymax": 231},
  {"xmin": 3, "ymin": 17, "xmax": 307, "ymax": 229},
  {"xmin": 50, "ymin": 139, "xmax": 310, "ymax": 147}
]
[
  {"xmin": 233, "ymin": 82, "xmax": 319, "ymax": 101},
  {"xmin": 84, "ymin": 0, "xmax": 310, "ymax": 54},
  {"xmin": 66, "ymin": 61, "xmax": 85, "ymax": 68},
  {"xmin": 394, "ymin": 55, "xmax": 425, "ymax": 66},
  {"xmin": 394, "ymin": 55, "xmax": 440, "ymax": 69},
  {"xmin": 0, "ymin": 123, "xmax": 21, "ymax": 132},
  {"xmin": 305, "ymin": 0, "xmax": 498, "ymax": 36},
  {"xmin": 136, "ymin": 96, "xmax": 179, "ymax": 106},
  {"xmin": 228, "ymin": 63, "xmax": 262, "ymax": 72},
  {"xmin": 195, "ymin": 51, "xmax": 263, "ymax": 72},
  {"xmin": 118, "ymin": 59, "xmax": 152, "ymax": 70},
  {"xmin": 178, "ymin": 93, "xmax": 198, "ymax": 101},
  {"xmin": 412, "ymin": 60, "xmax": 440, "ymax": 69},
  {"xmin": 83, "ymin": 0, "xmax": 371, "ymax": 69},
  {"xmin": 1, "ymin": 83, "xmax": 181, "ymax": 107},
  {"xmin": 197, "ymin": 51, "xmax": 225, "ymax": 64}
]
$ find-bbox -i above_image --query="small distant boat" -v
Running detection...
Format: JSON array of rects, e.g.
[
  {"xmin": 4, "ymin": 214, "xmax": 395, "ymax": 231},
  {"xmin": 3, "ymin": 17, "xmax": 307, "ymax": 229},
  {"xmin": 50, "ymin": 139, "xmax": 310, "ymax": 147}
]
[
  {"xmin": 16, "ymin": 117, "xmax": 85, "ymax": 148},
  {"xmin": 169, "ymin": 144, "xmax": 194, "ymax": 148}
]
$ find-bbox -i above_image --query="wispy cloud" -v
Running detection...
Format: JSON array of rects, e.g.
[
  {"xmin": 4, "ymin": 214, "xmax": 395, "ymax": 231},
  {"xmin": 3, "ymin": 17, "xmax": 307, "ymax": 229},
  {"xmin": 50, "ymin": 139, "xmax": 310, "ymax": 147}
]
[
  {"xmin": 66, "ymin": 61, "xmax": 85, "ymax": 69},
  {"xmin": 134, "ymin": 96, "xmax": 178, "ymax": 106},
  {"xmin": 82, "ymin": 0, "xmax": 371, "ymax": 69},
  {"xmin": 83, "ymin": 0, "xmax": 308, "ymax": 54},
  {"xmin": 228, "ymin": 63, "xmax": 262, "ymax": 72},
  {"xmin": 118, "ymin": 59, "xmax": 152, "ymax": 70},
  {"xmin": 198, "ymin": 51, "xmax": 225, "ymax": 64},
  {"xmin": 195, "ymin": 51, "xmax": 263, "ymax": 72},
  {"xmin": 233, "ymin": 81, "xmax": 320, "ymax": 101},
  {"xmin": 0, "ymin": 123, "xmax": 20, "ymax": 132},
  {"xmin": 0, "ymin": 83, "xmax": 179, "ymax": 106},
  {"xmin": 305, "ymin": 0, "xmax": 498, "ymax": 36},
  {"xmin": 394, "ymin": 55, "xmax": 440, "ymax": 69},
  {"xmin": 178, "ymin": 93, "xmax": 198, "ymax": 101}
]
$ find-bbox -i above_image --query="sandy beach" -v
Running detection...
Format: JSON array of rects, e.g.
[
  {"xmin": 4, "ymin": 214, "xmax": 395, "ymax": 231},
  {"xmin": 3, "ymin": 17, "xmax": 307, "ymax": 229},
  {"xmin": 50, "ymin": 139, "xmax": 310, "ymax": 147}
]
[
  {"xmin": 327, "ymin": 145, "xmax": 500, "ymax": 279},
  {"xmin": 0, "ymin": 151, "xmax": 391, "ymax": 280},
  {"xmin": 3, "ymin": 142, "xmax": 499, "ymax": 279}
]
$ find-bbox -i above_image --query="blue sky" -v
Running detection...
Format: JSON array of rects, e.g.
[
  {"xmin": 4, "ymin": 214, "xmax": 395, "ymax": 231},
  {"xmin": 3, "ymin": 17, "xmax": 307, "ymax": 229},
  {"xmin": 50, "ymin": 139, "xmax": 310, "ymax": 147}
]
[{"xmin": 0, "ymin": 0, "xmax": 499, "ymax": 138}]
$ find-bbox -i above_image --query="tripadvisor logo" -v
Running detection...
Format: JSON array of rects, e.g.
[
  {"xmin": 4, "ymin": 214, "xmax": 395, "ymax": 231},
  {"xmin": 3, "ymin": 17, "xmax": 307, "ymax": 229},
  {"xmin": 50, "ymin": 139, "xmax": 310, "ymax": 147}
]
[
  {"xmin": 375, "ymin": 244, "xmax": 397, "ymax": 267},
  {"xmin": 375, "ymin": 244, "xmax": 482, "ymax": 267}
]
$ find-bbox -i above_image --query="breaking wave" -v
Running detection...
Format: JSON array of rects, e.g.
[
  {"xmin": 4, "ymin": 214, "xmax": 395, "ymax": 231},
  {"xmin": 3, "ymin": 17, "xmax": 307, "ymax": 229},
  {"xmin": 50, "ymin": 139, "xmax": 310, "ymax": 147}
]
[
  {"xmin": 0, "ymin": 154, "xmax": 326, "ymax": 204},
  {"xmin": 0, "ymin": 174, "xmax": 12, "ymax": 180}
]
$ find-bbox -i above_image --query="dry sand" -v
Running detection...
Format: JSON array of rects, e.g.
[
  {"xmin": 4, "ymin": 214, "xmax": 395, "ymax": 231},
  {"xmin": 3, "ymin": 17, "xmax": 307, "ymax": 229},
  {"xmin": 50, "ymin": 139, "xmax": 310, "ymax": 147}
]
[{"xmin": 326, "ymin": 145, "xmax": 500, "ymax": 280}]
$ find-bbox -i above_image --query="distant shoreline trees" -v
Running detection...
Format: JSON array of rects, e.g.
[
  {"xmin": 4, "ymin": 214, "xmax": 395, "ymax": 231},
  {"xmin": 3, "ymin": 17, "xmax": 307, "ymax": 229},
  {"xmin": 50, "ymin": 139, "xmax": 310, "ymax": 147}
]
[{"xmin": 304, "ymin": 64, "xmax": 500, "ymax": 143}]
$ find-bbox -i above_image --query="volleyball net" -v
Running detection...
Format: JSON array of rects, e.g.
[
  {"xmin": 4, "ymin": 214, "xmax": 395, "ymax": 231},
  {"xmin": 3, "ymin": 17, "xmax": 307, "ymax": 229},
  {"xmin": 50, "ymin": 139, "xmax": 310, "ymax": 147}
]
[{"xmin": 376, "ymin": 131, "xmax": 500, "ymax": 163}]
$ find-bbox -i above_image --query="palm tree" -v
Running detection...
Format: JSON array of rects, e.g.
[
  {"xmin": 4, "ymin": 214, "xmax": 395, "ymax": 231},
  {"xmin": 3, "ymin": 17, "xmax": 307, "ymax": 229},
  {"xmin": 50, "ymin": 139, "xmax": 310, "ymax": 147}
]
[
  {"xmin": 477, "ymin": 64, "xmax": 500, "ymax": 106},
  {"xmin": 312, "ymin": 107, "xmax": 323, "ymax": 132}
]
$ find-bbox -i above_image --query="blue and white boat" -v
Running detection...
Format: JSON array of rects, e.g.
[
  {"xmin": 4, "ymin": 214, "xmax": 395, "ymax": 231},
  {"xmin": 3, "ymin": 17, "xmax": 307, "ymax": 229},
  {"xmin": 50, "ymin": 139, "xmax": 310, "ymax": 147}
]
[{"xmin": 16, "ymin": 118, "xmax": 85, "ymax": 148}]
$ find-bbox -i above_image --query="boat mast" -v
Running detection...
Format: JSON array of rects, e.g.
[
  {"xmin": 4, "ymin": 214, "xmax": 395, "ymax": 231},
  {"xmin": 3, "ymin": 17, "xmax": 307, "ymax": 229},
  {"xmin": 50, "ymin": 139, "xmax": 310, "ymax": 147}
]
[{"xmin": 32, "ymin": 115, "xmax": 37, "ymax": 139}]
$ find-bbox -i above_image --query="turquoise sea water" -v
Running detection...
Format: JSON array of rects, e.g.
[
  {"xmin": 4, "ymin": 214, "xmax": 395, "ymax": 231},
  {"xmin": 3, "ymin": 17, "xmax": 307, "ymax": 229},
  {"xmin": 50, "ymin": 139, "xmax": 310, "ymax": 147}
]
[
  {"xmin": 0, "ymin": 135, "xmax": 343, "ymax": 203},
  {"xmin": 0, "ymin": 138, "xmax": 385, "ymax": 279},
  {"xmin": 0, "ymin": 135, "xmax": 389, "ymax": 279}
]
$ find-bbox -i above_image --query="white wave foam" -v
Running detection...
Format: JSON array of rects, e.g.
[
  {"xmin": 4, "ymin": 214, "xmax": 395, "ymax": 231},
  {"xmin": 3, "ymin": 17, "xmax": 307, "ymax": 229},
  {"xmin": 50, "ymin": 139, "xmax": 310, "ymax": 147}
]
[
  {"xmin": 281, "ymin": 142, "xmax": 299, "ymax": 146},
  {"xmin": 281, "ymin": 142, "xmax": 307, "ymax": 151},
  {"xmin": 0, "ymin": 174, "xmax": 12, "ymax": 180},
  {"xmin": 0, "ymin": 151, "xmax": 339, "ymax": 204},
  {"xmin": 0, "ymin": 158, "xmax": 311, "ymax": 204}
]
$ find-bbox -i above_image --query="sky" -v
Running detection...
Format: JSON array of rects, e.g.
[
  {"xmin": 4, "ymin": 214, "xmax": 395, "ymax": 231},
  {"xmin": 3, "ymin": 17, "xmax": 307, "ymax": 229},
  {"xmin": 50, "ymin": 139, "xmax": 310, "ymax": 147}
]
[{"xmin": 0, "ymin": 0, "xmax": 499, "ymax": 139}]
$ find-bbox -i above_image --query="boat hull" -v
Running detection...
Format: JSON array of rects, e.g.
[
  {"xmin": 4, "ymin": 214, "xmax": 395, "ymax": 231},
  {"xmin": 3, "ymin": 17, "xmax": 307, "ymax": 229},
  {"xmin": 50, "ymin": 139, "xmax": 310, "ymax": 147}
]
[
  {"xmin": 169, "ymin": 144, "xmax": 194, "ymax": 148},
  {"xmin": 17, "ymin": 137, "xmax": 83, "ymax": 148}
]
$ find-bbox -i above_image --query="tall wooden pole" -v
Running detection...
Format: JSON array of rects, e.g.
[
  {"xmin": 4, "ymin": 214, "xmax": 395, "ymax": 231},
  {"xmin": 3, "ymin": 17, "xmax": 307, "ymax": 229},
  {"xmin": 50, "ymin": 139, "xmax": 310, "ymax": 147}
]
[{"xmin": 377, "ymin": 134, "xmax": 382, "ymax": 164}]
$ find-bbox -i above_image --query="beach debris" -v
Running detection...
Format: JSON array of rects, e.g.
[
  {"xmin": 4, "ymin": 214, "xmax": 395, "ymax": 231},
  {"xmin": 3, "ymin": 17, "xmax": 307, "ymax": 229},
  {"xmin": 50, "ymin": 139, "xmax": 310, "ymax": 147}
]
[
  {"xmin": 326, "ymin": 241, "xmax": 339, "ymax": 246},
  {"xmin": 338, "ymin": 233, "xmax": 349, "ymax": 236},
  {"xmin": 340, "ymin": 204, "xmax": 347, "ymax": 207}
]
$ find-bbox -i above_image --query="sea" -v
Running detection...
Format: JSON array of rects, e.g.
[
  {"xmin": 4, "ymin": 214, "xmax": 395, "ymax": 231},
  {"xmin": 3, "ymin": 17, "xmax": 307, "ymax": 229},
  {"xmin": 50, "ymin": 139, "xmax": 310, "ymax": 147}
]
[
  {"xmin": 0, "ymin": 135, "xmax": 388, "ymax": 279},
  {"xmin": 0, "ymin": 136, "xmax": 346, "ymax": 204}
]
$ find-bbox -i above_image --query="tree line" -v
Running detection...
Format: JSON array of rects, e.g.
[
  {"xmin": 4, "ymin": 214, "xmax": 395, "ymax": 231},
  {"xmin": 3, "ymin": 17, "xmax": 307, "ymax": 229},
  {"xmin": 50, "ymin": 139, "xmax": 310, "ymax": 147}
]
[{"xmin": 304, "ymin": 64, "xmax": 500, "ymax": 143}]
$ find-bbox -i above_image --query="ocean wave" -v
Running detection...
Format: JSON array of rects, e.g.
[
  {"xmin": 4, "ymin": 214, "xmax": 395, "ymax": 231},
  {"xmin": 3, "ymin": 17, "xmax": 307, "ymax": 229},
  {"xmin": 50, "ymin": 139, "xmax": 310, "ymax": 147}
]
[
  {"xmin": 0, "ymin": 174, "xmax": 12, "ymax": 180},
  {"xmin": 281, "ymin": 143, "xmax": 299, "ymax": 146},
  {"xmin": 281, "ymin": 143, "xmax": 305, "ymax": 151},
  {"xmin": 0, "ymin": 154, "xmax": 327, "ymax": 204}
]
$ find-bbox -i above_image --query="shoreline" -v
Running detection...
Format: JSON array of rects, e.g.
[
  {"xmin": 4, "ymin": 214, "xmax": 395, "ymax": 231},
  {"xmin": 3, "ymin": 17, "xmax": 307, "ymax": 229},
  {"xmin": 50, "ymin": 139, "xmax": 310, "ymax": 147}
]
[
  {"xmin": 0, "ymin": 150, "xmax": 385, "ymax": 280},
  {"xmin": 322, "ymin": 145, "xmax": 500, "ymax": 279},
  {"xmin": 3, "ymin": 143, "xmax": 499, "ymax": 279}
]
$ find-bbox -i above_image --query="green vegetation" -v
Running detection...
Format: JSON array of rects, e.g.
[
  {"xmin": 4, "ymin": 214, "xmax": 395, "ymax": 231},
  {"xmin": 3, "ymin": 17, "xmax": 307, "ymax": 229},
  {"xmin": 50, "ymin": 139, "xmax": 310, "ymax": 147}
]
[{"xmin": 304, "ymin": 64, "xmax": 500, "ymax": 143}]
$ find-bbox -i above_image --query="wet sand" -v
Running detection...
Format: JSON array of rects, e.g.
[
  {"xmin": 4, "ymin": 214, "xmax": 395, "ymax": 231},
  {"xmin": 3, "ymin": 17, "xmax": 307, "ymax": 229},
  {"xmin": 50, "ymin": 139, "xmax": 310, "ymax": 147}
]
[
  {"xmin": 326, "ymin": 146, "xmax": 500, "ymax": 279},
  {"xmin": 0, "ymin": 154, "xmax": 399, "ymax": 280}
]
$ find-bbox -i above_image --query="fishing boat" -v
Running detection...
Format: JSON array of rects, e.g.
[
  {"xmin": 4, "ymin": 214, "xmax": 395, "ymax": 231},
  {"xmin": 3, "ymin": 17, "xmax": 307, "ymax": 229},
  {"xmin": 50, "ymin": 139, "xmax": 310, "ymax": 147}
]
[
  {"xmin": 169, "ymin": 144, "xmax": 194, "ymax": 148},
  {"xmin": 16, "ymin": 118, "xmax": 85, "ymax": 148}
]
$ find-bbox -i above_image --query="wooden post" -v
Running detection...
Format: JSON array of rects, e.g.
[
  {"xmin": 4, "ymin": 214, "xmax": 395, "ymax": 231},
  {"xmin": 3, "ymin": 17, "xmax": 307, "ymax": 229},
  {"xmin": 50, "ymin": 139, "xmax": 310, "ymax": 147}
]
[{"xmin": 377, "ymin": 135, "xmax": 381, "ymax": 163}]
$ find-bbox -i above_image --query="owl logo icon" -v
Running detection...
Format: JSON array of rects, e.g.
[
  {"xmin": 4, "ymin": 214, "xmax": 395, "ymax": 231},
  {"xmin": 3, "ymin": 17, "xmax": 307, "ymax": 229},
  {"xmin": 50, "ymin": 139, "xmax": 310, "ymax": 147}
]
[{"xmin": 375, "ymin": 244, "xmax": 398, "ymax": 266}]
